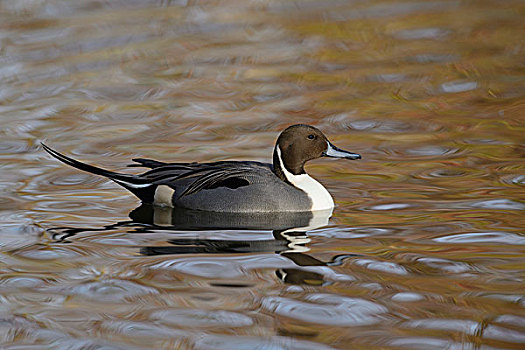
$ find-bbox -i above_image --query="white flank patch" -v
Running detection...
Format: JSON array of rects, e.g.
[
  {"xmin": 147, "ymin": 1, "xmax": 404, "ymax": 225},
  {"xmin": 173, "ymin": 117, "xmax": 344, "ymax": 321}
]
[
  {"xmin": 154, "ymin": 185, "xmax": 175, "ymax": 207},
  {"xmin": 276, "ymin": 147, "xmax": 334, "ymax": 211}
]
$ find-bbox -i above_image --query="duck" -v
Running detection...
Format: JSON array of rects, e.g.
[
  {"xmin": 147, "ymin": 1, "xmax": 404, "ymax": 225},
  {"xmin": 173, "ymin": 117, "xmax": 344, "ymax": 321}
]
[{"xmin": 42, "ymin": 124, "xmax": 361, "ymax": 212}]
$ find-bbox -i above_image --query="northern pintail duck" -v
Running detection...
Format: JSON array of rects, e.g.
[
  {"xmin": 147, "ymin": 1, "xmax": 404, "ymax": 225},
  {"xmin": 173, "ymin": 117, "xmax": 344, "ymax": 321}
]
[{"xmin": 42, "ymin": 124, "xmax": 361, "ymax": 212}]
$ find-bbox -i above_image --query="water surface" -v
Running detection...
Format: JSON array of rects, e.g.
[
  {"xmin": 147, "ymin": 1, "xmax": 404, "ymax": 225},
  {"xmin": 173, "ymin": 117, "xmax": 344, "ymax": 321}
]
[{"xmin": 1, "ymin": 0, "xmax": 524, "ymax": 349}]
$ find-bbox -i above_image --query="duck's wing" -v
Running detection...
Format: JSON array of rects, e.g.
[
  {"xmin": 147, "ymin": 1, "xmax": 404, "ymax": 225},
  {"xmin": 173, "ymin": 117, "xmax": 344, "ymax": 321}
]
[{"xmin": 138, "ymin": 161, "xmax": 273, "ymax": 198}]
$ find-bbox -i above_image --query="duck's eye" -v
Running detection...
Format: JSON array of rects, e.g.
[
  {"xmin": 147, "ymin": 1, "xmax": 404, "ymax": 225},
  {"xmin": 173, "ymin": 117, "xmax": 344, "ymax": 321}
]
[{"xmin": 307, "ymin": 134, "xmax": 315, "ymax": 140}]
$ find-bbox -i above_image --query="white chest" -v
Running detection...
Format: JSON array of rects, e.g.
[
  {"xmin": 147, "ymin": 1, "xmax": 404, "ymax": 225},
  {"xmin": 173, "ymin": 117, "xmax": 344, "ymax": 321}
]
[
  {"xmin": 276, "ymin": 147, "xmax": 334, "ymax": 211},
  {"xmin": 288, "ymin": 173, "xmax": 334, "ymax": 211}
]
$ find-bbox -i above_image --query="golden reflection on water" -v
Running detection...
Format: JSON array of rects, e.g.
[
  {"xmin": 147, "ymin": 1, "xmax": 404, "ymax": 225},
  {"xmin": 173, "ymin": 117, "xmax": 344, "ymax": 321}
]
[{"xmin": 1, "ymin": 0, "xmax": 525, "ymax": 349}]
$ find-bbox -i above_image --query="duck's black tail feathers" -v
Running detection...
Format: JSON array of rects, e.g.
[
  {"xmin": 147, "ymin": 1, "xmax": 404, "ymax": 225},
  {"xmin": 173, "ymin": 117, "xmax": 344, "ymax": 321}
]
[
  {"xmin": 128, "ymin": 158, "xmax": 167, "ymax": 169},
  {"xmin": 42, "ymin": 143, "xmax": 155, "ymax": 202}
]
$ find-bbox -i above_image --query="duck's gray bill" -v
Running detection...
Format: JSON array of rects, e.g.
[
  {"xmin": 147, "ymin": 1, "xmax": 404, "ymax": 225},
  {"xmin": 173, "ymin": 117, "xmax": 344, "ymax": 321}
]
[{"xmin": 324, "ymin": 142, "xmax": 361, "ymax": 160}]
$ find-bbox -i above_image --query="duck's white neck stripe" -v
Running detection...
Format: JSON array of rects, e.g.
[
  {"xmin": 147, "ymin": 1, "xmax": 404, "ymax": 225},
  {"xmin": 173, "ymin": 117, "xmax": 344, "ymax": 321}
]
[{"xmin": 276, "ymin": 146, "xmax": 334, "ymax": 211}]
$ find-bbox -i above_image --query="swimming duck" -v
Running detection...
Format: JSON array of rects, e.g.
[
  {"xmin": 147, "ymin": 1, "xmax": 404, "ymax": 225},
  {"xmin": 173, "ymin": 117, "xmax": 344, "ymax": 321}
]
[{"xmin": 42, "ymin": 124, "xmax": 361, "ymax": 212}]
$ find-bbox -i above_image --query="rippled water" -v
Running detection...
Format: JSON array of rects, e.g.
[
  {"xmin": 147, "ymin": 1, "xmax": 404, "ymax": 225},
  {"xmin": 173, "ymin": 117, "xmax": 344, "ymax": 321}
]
[{"xmin": 1, "ymin": 0, "xmax": 524, "ymax": 349}]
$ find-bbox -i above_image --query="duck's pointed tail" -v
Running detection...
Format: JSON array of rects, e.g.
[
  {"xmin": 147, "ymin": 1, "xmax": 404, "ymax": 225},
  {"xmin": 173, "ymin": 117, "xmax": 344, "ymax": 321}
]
[{"xmin": 42, "ymin": 143, "xmax": 155, "ymax": 202}]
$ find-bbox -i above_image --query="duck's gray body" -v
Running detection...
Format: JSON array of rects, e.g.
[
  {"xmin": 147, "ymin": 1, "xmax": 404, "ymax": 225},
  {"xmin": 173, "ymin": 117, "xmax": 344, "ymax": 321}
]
[
  {"xmin": 139, "ymin": 160, "xmax": 311, "ymax": 212},
  {"xmin": 42, "ymin": 124, "xmax": 361, "ymax": 213}
]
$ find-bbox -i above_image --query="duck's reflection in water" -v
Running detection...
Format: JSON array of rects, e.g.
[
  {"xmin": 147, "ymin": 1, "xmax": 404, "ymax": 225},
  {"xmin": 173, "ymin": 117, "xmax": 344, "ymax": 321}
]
[{"xmin": 51, "ymin": 204, "xmax": 359, "ymax": 285}]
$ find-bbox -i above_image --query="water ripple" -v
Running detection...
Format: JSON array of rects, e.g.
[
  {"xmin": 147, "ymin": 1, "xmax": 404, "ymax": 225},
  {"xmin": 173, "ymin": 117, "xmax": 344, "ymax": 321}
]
[
  {"xmin": 389, "ymin": 336, "xmax": 474, "ymax": 350},
  {"xmin": 406, "ymin": 53, "xmax": 458, "ymax": 63},
  {"xmin": 500, "ymin": 174, "xmax": 525, "ymax": 186},
  {"xmin": 0, "ymin": 224, "xmax": 42, "ymax": 250},
  {"xmin": 151, "ymin": 308, "xmax": 253, "ymax": 328},
  {"xmin": 314, "ymin": 226, "xmax": 397, "ymax": 239},
  {"xmin": 369, "ymin": 203, "xmax": 412, "ymax": 211},
  {"xmin": 353, "ymin": 258, "xmax": 409, "ymax": 275},
  {"xmin": 391, "ymin": 292, "xmax": 425, "ymax": 302},
  {"xmin": 101, "ymin": 320, "xmax": 186, "ymax": 339},
  {"xmin": 433, "ymin": 232, "xmax": 525, "ymax": 245},
  {"xmin": 402, "ymin": 318, "xmax": 479, "ymax": 334},
  {"xmin": 393, "ymin": 27, "xmax": 450, "ymax": 40},
  {"xmin": 0, "ymin": 276, "xmax": 45, "ymax": 290},
  {"xmin": 414, "ymin": 167, "xmax": 474, "ymax": 179},
  {"xmin": 430, "ymin": 199, "xmax": 525, "ymax": 211},
  {"xmin": 12, "ymin": 245, "xmax": 83, "ymax": 260},
  {"xmin": 343, "ymin": 118, "xmax": 440, "ymax": 133},
  {"xmin": 468, "ymin": 199, "xmax": 525, "ymax": 210},
  {"xmin": 194, "ymin": 334, "xmax": 336, "ymax": 350},
  {"xmin": 60, "ymin": 279, "xmax": 159, "ymax": 302},
  {"xmin": 494, "ymin": 314, "xmax": 525, "ymax": 328},
  {"xmin": 481, "ymin": 293, "xmax": 525, "ymax": 306},
  {"xmin": 0, "ymin": 140, "xmax": 32, "ymax": 155},
  {"xmin": 440, "ymin": 80, "xmax": 478, "ymax": 93},
  {"xmin": 404, "ymin": 145, "xmax": 459, "ymax": 157},
  {"xmin": 148, "ymin": 254, "xmax": 293, "ymax": 278},
  {"xmin": 402, "ymin": 319, "xmax": 525, "ymax": 344},
  {"xmin": 483, "ymin": 324, "xmax": 525, "ymax": 343},
  {"xmin": 149, "ymin": 257, "xmax": 246, "ymax": 278},
  {"xmin": 262, "ymin": 293, "xmax": 387, "ymax": 326},
  {"xmin": 416, "ymin": 257, "xmax": 471, "ymax": 274}
]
